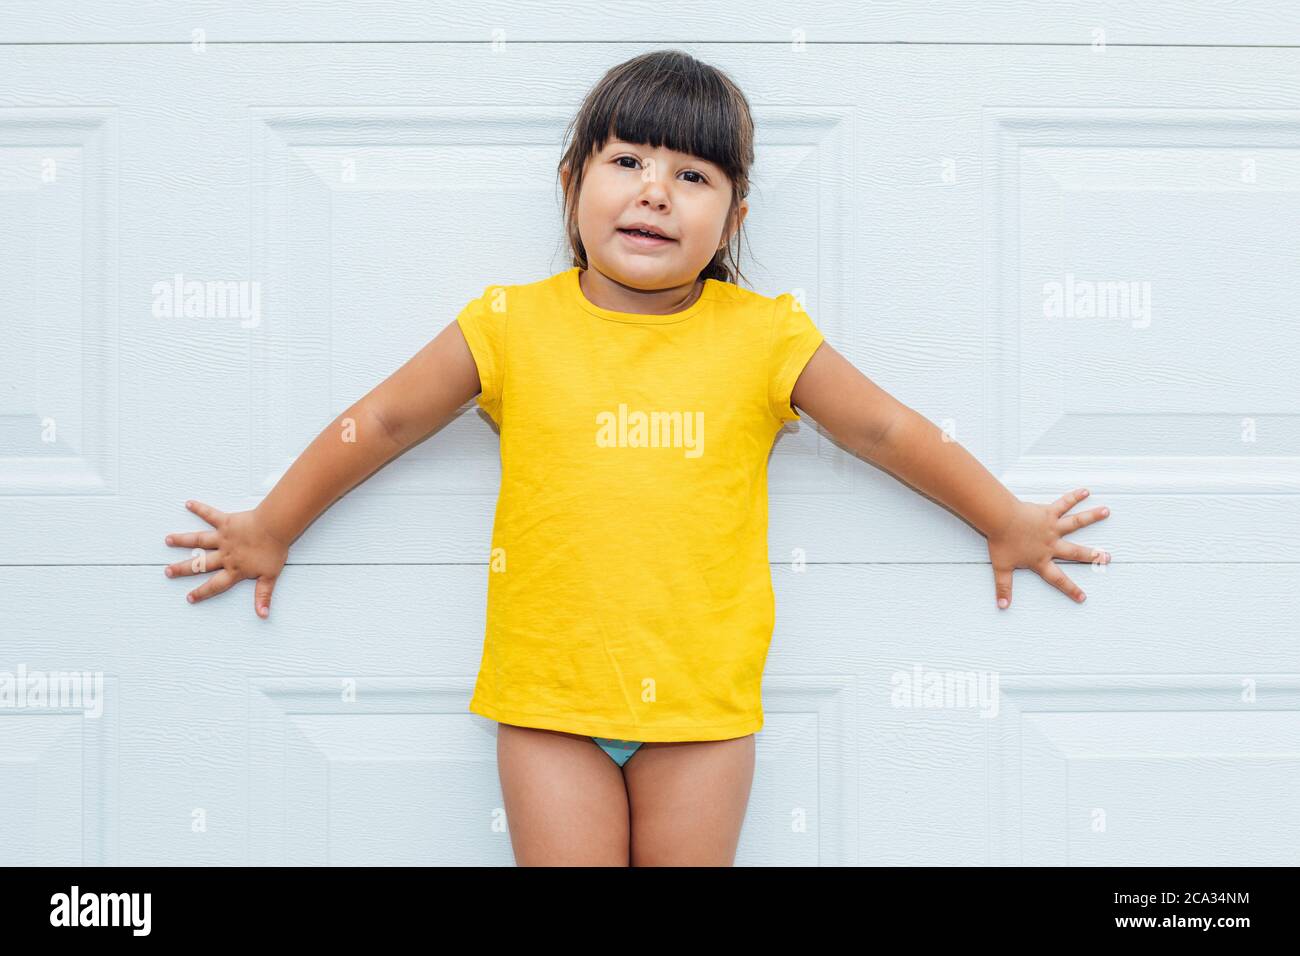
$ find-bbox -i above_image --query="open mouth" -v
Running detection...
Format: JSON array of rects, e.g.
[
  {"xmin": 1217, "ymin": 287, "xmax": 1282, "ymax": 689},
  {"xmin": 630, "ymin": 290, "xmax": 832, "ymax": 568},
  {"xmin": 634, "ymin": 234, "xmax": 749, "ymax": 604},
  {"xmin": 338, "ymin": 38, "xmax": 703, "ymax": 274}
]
[{"xmin": 618, "ymin": 227, "xmax": 674, "ymax": 243}]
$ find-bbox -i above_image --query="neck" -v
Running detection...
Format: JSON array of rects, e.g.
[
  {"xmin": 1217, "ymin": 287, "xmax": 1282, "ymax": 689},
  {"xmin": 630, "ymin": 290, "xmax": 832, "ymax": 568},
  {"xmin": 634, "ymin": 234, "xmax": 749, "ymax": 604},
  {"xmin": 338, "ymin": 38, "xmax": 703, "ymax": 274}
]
[{"xmin": 580, "ymin": 267, "xmax": 702, "ymax": 315}]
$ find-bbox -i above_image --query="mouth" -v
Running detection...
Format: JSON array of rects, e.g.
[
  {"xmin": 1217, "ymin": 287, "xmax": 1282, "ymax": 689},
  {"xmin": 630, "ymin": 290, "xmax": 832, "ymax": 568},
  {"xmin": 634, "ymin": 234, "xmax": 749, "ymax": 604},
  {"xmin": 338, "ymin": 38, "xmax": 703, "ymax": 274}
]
[{"xmin": 618, "ymin": 227, "xmax": 675, "ymax": 246}]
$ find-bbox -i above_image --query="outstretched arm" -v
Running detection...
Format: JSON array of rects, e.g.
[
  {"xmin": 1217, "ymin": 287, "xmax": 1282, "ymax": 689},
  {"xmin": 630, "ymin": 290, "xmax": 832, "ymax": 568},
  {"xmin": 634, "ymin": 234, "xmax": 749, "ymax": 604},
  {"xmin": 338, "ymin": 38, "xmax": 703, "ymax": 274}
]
[
  {"xmin": 166, "ymin": 319, "xmax": 485, "ymax": 617},
  {"xmin": 255, "ymin": 318, "xmax": 483, "ymax": 548},
  {"xmin": 789, "ymin": 342, "xmax": 1111, "ymax": 609}
]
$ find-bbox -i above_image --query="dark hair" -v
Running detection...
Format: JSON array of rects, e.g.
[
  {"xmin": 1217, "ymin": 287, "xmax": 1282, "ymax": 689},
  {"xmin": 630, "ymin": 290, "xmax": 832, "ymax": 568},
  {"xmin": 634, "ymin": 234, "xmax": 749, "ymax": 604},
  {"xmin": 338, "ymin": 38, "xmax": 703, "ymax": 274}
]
[{"xmin": 556, "ymin": 50, "xmax": 756, "ymax": 287}]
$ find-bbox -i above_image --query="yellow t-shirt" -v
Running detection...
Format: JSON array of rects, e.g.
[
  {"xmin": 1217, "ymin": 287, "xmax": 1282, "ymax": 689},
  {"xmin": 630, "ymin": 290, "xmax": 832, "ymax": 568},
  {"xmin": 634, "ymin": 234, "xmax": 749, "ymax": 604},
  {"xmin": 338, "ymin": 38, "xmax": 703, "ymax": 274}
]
[{"xmin": 455, "ymin": 265, "xmax": 824, "ymax": 742}]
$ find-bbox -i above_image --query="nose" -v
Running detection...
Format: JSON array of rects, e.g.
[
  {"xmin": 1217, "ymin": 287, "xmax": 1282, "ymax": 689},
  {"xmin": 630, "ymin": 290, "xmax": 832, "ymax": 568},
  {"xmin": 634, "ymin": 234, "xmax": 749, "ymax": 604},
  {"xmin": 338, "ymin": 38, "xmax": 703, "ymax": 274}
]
[
  {"xmin": 637, "ymin": 185, "xmax": 670, "ymax": 214},
  {"xmin": 636, "ymin": 165, "xmax": 670, "ymax": 208}
]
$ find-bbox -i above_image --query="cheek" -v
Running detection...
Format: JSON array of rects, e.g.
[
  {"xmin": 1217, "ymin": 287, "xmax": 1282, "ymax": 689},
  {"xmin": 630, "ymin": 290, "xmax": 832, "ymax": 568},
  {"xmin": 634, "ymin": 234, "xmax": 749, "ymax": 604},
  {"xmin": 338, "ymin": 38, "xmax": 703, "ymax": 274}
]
[
  {"xmin": 688, "ymin": 205, "xmax": 729, "ymax": 240},
  {"xmin": 579, "ymin": 182, "xmax": 619, "ymax": 220}
]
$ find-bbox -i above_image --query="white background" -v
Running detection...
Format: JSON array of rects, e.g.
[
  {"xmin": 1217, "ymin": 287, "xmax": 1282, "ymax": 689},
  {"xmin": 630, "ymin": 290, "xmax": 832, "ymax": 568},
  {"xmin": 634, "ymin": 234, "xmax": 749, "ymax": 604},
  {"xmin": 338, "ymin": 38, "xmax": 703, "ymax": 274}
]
[{"xmin": 2, "ymin": 2, "xmax": 1298, "ymax": 865}]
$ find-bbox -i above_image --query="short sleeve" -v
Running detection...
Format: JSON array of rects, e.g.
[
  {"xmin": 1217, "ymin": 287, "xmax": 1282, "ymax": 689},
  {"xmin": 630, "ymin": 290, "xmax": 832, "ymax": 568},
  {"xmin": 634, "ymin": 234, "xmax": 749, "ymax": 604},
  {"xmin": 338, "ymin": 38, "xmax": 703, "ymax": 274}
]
[
  {"xmin": 768, "ymin": 292, "xmax": 825, "ymax": 423},
  {"xmin": 455, "ymin": 284, "xmax": 509, "ymax": 425}
]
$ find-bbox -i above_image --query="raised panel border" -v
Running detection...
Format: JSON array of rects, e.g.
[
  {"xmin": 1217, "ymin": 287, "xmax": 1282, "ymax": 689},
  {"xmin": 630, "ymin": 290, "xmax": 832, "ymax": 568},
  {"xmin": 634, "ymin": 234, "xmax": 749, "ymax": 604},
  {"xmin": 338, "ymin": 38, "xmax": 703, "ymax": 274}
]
[
  {"xmin": 0, "ymin": 107, "xmax": 117, "ymax": 495},
  {"xmin": 983, "ymin": 107, "xmax": 1300, "ymax": 494},
  {"xmin": 987, "ymin": 674, "xmax": 1300, "ymax": 865}
]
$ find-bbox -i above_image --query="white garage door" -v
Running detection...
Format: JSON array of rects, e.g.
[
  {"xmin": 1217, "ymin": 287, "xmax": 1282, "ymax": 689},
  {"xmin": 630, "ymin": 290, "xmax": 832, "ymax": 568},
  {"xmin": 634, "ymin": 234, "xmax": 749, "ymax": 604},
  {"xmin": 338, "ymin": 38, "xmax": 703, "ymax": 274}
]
[{"xmin": 2, "ymin": 2, "xmax": 1298, "ymax": 865}]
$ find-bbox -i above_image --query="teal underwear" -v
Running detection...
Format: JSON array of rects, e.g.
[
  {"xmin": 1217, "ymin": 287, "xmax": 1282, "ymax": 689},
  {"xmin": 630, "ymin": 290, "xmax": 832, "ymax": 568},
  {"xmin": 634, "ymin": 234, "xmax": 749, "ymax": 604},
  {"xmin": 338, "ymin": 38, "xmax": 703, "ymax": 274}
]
[{"xmin": 592, "ymin": 737, "xmax": 643, "ymax": 767}]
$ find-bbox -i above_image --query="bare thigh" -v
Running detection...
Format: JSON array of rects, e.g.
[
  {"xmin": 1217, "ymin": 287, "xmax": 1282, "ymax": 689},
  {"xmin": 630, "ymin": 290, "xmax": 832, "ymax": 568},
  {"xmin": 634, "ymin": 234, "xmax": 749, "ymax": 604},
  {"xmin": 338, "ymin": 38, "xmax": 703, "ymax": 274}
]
[
  {"xmin": 624, "ymin": 734, "xmax": 755, "ymax": 866},
  {"xmin": 495, "ymin": 722, "xmax": 631, "ymax": 866}
]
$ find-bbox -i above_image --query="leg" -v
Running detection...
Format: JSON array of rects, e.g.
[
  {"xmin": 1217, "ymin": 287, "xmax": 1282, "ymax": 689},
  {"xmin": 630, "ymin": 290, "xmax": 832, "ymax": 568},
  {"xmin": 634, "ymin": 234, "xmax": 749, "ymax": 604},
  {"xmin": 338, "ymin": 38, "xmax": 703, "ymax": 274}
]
[
  {"xmin": 624, "ymin": 734, "xmax": 756, "ymax": 866},
  {"xmin": 495, "ymin": 722, "xmax": 631, "ymax": 866}
]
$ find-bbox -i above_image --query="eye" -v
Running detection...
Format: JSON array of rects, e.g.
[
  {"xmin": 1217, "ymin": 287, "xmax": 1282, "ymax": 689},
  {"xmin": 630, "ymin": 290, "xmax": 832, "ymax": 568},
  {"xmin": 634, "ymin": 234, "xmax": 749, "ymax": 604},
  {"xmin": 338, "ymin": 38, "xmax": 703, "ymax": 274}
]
[{"xmin": 613, "ymin": 155, "xmax": 710, "ymax": 185}]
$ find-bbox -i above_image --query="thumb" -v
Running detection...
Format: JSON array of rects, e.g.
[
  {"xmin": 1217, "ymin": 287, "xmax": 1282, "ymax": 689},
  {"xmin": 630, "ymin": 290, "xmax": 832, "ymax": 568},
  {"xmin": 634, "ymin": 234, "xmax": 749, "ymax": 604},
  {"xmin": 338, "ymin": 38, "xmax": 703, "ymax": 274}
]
[
  {"xmin": 994, "ymin": 566, "xmax": 1012, "ymax": 610},
  {"xmin": 255, "ymin": 575, "xmax": 277, "ymax": 618}
]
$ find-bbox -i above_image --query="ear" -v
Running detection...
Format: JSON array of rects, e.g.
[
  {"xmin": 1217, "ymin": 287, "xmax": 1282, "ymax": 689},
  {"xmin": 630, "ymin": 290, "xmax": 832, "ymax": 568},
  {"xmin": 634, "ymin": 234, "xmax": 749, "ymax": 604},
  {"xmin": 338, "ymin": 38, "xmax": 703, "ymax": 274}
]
[{"xmin": 719, "ymin": 198, "xmax": 749, "ymax": 248}]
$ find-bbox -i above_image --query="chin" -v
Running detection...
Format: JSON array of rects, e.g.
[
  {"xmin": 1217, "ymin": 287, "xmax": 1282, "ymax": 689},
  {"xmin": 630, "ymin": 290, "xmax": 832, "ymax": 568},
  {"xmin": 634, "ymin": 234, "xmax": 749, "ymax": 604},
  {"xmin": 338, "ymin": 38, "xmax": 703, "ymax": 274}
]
[{"xmin": 606, "ymin": 259, "xmax": 666, "ymax": 282}]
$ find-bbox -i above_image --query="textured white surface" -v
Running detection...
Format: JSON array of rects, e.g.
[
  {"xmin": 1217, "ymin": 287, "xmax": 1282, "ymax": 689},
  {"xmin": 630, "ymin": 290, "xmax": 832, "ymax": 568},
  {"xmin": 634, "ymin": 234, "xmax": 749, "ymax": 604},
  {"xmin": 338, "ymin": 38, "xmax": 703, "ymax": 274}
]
[{"xmin": 2, "ymin": 9, "xmax": 1297, "ymax": 864}]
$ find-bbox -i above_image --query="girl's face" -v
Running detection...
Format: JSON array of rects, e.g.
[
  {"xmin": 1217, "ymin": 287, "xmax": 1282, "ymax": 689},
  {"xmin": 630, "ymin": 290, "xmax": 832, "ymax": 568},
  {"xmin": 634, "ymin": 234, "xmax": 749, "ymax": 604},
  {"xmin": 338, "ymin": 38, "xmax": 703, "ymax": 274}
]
[{"xmin": 571, "ymin": 139, "xmax": 746, "ymax": 291}]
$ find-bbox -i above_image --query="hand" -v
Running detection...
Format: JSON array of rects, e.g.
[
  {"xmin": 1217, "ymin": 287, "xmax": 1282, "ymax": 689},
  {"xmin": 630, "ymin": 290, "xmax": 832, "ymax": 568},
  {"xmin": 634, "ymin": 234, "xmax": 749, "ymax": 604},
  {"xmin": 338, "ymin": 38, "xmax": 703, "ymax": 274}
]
[
  {"xmin": 163, "ymin": 500, "xmax": 290, "ymax": 618},
  {"xmin": 987, "ymin": 488, "xmax": 1111, "ymax": 609}
]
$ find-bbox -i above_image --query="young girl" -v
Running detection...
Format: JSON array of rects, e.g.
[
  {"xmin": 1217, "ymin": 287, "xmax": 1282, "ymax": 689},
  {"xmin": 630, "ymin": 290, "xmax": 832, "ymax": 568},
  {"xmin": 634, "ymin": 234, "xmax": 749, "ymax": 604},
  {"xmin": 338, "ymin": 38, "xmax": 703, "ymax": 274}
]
[{"xmin": 163, "ymin": 50, "xmax": 1111, "ymax": 866}]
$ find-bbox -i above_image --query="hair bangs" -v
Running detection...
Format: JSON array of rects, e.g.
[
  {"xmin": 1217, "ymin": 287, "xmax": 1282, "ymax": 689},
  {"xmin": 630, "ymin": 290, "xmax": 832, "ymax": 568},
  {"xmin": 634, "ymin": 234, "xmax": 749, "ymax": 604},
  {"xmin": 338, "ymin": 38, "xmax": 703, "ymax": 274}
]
[{"xmin": 588, "ymin": 73, "xmax": 748, "ymax": 192}]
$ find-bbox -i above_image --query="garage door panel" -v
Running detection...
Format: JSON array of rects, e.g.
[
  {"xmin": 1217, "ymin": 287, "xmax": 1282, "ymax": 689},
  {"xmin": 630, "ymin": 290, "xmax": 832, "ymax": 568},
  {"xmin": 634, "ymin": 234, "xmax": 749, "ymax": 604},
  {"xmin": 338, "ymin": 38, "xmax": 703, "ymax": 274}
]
[{"xmin": 2, "ymin": 28, "xmax": 1295, "ymax": 865}]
